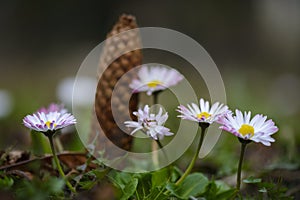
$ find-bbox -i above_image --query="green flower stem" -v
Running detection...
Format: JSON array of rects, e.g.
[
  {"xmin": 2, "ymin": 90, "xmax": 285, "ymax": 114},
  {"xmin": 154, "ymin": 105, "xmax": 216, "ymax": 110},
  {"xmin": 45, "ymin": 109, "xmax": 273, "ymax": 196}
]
[
  {"xmin": 156, "ymin": 139, "xmax": 168, "ymax": 163},
  {"xmin": 175, "ymin": 124, "xmax": 208, "ymax": 185},
  {"xmin": 236, "ymin": 142, "xmax": 247, "ymax": 191},
  {"xmin": 153, "ymin": 91, "xmax": 160, "ymax": 105},
  {"xmin": 152, "ymin": 91, "xmax": 161, "ymax": 167},
  {"xmin": 47, "ymin": 135, "xmax": 76, "ymax": 193},
  {"xmin": 152, "ymin": 140, "xmax": 159, "ymax": 168}
]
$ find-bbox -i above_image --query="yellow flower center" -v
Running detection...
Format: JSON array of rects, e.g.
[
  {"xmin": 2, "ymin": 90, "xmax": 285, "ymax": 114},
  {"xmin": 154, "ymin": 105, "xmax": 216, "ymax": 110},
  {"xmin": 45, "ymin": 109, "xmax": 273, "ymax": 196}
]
[
  {"xmin": 238, "ymin": 124, "xmax": 254, "ymax": 137},
  {"xmin": 147, "ymin": 80, "xmax": 162, "ymax": 88},
  {"xmin": 46, "ymin": 121, "xmax": 57, "ymax": 129},
  {"xmin": 197, "ymin": 112, "xmax": 211, "ymax": 119}
]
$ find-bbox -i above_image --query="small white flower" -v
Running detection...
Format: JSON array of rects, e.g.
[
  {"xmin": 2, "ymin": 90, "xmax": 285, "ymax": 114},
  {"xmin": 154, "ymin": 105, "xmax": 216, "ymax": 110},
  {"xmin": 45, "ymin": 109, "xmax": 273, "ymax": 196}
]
[
  {"xmin": 130, "ymin": 65, "xmax": 183, "ymax": 95},
  {"xmin": 220, "ymin": 109, "xmax": 279, "ymax": 146},
  {"xmin": 23, "ymin": 108, "xmax": 76, "ymax": 133},
  {"xmin": 124, "ymin": 105, "xmax": 173, "ymax": 140},
  {"xmin": 177, "ymin": 98, "xmax": 230, "ymax": 124}
]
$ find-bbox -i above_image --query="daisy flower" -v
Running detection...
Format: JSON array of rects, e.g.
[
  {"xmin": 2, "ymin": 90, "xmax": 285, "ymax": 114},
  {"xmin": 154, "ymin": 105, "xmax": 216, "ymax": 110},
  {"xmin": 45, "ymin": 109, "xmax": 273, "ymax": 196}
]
[
  {"xmin": 174, "ymin": 98, "xmax": 229, "ymax": 185},
  {"xmin": 124, "ymin": 105, "xmax": 173, "ymax": 140},
  {"xmin": 23, "ymin": 110, "xmax": 76, "ymax": 133},
  {"xmin": 130, "ymin": 65, "xmax": 183, "ymax": 96},
  {"xmin": 23, "ymin": 104, "xmax": 77, "ymax": 192},
  {"xmin": 177, "ymin": 98, "xmax": 230, "ymax": 124},
  {"xmin": 220, "ymin": 109, "xmax": 278, "ymax": 146}
]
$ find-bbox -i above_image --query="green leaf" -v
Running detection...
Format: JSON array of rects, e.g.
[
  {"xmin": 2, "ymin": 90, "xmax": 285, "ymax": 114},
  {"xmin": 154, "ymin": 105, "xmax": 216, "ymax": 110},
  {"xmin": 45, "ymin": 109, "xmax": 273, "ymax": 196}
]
[
  {"xmin": 166, "ymin": 173, "xmax": 209, "ymax": 199},
  {"xmin": 201, "ymin": 180, "xmax": 218, "ymax": 198},
  {"xmin": 243, "ymin": 176, "xmax": 262, "ymax": 184},
  {"xmin": 201, "ymin": 180, "xmax": 237, "ymax": 200},
  {"xmin": 120, "ymin": 178, "xmax": 138, "ymax": 200},
  {"xmin": 170, "ymin": 166, "xmax": 183, "ymax": 183},
  {"xmin": 146, "ymin": 186, "xmax": 169, "ymax": 200},
  {"xmin": 108, "ymin": 171, "xmax": 139, "ymax": 199},
  {"xmin": 216, "ymin": 189, "xmax": 237, "ymax": 199},
  {"xmin": 86, "ymin": 168, "xmax": 108, "ymax": 179},
  {"xmin": 108, "ymin": 171, "xmax": 132, "ymax": 190},
  {"xmin": 135, "ymin": 173, "xmax": 152, "ymax": 199},
  {"xmin": 214, "ymin": 180, "xmax": 233, "ymax": 195},
  {"xmin": 0, "ymin": 175, "xmax": 14, "ymax": 189},
  {"xmin": 151, "ymin": 167, "xmax": 169, "ymax": 188},
  {"xmin": 78, "ymin": 180, "xmax": 97, "ymax": 190}
]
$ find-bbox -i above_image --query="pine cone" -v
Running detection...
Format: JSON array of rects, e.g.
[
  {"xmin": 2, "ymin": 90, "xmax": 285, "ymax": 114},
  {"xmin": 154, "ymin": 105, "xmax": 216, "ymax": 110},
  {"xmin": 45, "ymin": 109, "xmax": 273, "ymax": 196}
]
[{"xmin": 90, "ymin": 14, "xmax": 142, "ymax": 158}]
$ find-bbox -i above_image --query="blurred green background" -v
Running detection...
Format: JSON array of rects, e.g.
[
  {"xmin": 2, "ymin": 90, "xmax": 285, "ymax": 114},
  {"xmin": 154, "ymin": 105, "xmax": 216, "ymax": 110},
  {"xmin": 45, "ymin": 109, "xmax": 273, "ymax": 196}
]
[{"xmin": 0, "ymin": 0, "xmax": 300, "ymax": 171}]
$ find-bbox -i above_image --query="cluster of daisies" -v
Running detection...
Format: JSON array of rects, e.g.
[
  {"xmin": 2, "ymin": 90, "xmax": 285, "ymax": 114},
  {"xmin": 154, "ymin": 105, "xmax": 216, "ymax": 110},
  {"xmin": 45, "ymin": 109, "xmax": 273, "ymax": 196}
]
[
  {"xmin": 125, "ymin": 65, "xmax": 278, "ymax": 146},
  {"xmin": 124, "ymin": 65, "xmax": 279, "ymax": 190},
  {"xmin": 22, "ymin": 65, "xmax": 278, "ymax": 147},
  {"xmin": 21, "ymin": 65, "xmax": 279, "ymax": 192}
]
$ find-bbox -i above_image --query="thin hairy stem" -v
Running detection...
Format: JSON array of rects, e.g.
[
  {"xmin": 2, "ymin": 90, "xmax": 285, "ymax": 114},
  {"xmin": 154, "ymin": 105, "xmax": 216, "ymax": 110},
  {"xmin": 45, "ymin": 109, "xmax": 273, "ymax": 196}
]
[
  {"xmin": 175, "ymin": 125, "xmax": 208, "ymax": 185},
  {"xmin": 47, "ymin": 135, "xmax": 76, "ymax": 193}
]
